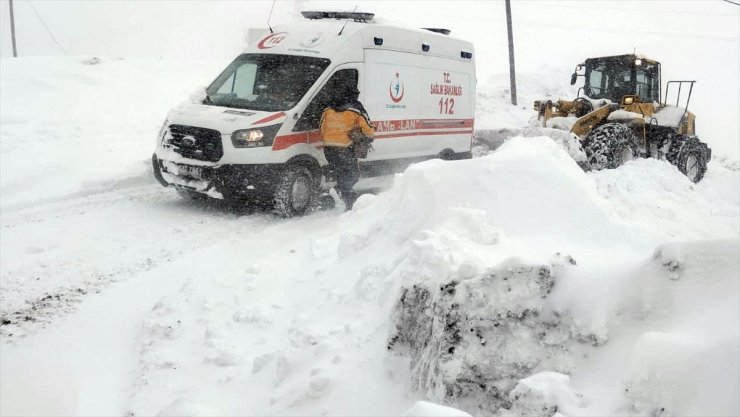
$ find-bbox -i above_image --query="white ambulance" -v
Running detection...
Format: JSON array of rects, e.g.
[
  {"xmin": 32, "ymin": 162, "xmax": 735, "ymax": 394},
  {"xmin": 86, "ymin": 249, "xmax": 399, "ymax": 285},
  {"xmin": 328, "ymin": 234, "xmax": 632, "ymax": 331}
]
[{"xmin": 152, "ymin": 11, "xmax": 476, "ymax": 216}]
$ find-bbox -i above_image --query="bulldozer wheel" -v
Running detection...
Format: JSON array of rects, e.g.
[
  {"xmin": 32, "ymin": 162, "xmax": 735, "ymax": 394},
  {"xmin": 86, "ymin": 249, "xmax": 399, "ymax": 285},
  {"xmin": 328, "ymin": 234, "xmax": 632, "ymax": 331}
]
[
  {"xmin": 583, "ymin": 123, "xmax": 637, "ymax": 170},
  {"xmin": 670, "ymin": 137, "xmax": 708, "ymax": 183}
]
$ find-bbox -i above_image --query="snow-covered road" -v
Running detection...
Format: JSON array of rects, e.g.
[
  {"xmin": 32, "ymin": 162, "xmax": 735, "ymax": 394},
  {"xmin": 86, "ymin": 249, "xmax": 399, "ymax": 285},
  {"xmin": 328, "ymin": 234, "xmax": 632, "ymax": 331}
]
[{"xmin": 1, "ymin": 178, "xmax": 414, "ymax": 415}]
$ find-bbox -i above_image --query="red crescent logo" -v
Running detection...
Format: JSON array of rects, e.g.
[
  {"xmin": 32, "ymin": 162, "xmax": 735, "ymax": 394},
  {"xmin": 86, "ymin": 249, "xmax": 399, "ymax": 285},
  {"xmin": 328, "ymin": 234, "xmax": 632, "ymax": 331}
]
[
  {"xmin": 389, "ymin": 80, "xmax": 404, "ymax": 103},
  {"xmin": 257, "ymin": 32, "xmax": 287, "ymax": 49}
]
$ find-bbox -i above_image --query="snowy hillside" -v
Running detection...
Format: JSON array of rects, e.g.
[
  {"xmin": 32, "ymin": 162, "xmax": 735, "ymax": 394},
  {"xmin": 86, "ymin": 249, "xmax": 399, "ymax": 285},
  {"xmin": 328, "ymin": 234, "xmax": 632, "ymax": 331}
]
[{"xmin": 1, "ymin": 56, "xmax": 739, "ymax": 417}]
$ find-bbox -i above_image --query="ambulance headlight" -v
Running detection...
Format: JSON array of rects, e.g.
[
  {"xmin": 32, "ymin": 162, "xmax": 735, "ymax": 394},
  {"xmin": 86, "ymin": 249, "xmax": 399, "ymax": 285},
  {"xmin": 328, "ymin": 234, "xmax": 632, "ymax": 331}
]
[
  {"xmin": 231, "ymin": 124, "xmax": 282, "ymax": 148},
  {"xmin": 237, "ymin": 129, "xmax": 264, "ymax": 142}
]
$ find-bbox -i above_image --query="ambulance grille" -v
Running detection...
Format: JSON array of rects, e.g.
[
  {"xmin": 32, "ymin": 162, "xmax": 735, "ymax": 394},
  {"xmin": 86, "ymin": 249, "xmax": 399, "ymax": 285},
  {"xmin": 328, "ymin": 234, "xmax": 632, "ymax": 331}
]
[{"xmin": 166, "ymin": 125, "xmax": 223, "ymax": 162}]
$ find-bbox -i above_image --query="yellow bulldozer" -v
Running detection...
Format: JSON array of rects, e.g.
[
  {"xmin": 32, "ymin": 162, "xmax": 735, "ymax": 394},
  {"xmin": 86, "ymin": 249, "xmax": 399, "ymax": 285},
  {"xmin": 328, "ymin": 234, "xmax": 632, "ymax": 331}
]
[{"xmin": 534, "ymin": 54, "xmax": 711, "ymax": 182}]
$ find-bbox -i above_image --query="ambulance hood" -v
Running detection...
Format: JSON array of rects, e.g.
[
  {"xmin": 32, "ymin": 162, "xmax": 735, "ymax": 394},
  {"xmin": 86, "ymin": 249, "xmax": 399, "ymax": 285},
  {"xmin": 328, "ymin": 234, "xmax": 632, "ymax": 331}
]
[{"xmin": 166, "ymin": 102, "xmax": 287, "ymax": 135}]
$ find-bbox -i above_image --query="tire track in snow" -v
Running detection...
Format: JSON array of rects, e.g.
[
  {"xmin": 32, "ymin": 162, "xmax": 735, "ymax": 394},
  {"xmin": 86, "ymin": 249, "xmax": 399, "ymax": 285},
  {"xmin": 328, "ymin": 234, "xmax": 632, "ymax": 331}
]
[
  {"xmin": 0, "ymin": 183, "xmax": 277, "ymax": 344},
  {"xmin": 1, "ymin": 201, "xmax": 342, "ymax": 416},
  {"xmin": 0, "ymin": 243, "xmax": 231, "ymax": 416}
]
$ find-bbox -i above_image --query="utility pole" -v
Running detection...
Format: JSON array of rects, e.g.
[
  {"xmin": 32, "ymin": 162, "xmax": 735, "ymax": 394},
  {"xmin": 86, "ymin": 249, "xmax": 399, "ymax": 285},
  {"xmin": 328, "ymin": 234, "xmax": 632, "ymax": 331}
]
[
  {"xmin": 9, "ymin": 0, "xmax": 18, "ymax": 57},
  {"xmin": 505, "ymin": 0, "xmax": 517, "ymax": 105}
]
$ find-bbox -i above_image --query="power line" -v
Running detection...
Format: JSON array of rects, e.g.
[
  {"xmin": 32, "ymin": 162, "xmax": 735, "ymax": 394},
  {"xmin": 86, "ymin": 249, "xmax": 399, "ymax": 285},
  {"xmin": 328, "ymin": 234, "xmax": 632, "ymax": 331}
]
[
  {"xmin": 720, "ymin": 0, "xmax": 740, "ymax": 6},
  {"xmin": 24, "ymin": 0, "xmax": 65, "ymax": 54},
  {"xmin": 539, "ymin": 2, "xmax": 739, "ymax": 17},
  {"xmin": 467, "ymin": 11, "xmax": 738, "ymax": 43},
  {"xmin": 513, "ymin": 17, "xmax": 739, "ymax": 43}
]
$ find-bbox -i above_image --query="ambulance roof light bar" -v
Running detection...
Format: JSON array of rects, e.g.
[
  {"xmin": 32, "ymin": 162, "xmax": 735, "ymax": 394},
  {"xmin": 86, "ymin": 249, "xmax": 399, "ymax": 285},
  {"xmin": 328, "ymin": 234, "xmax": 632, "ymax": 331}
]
[
  {"xmin": 422, "ymin": 28, "xmax": 451, "ymax": 35},
  {"xmin": 301, "ymin": 11, "xmax": 375, "ymax": 23}
]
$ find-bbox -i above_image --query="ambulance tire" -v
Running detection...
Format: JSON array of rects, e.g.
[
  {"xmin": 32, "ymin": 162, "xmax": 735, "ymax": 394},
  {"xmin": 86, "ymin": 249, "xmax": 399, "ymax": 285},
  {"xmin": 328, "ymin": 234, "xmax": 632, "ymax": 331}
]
[
  {"xmin": 438, "ymin": 149, "xmax": 455, "ymax": 161},
  {"xmin": 273, "ymin": 166, "xmax": 316, "ymax": 218}
]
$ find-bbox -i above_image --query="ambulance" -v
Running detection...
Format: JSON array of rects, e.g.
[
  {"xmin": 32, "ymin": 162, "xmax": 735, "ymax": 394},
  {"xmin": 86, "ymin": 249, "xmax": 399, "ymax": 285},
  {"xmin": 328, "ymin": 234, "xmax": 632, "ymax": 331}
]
[{"xmin": 152, "ymin": 11, "xmax": 476, "ymax": 216}]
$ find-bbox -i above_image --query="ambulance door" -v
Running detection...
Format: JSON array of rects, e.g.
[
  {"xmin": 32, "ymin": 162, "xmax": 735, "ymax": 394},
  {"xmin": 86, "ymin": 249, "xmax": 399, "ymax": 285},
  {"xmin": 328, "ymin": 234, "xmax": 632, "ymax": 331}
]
[
  {"xmin": 293, "ymin": 64, "xmax": 363, "ymax": 136},
  {"xmin": 364, "ymin": 49, "xmax": 423, "ymax": 160}
]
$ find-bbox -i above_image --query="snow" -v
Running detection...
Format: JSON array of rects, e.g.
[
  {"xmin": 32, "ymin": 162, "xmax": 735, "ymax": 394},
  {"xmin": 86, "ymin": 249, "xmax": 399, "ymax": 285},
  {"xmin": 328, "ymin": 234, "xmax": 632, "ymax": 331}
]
[
  {"xmin": 546, "ymin": 116, "xmax": 578, "ymax": 131},
  {"xmin": 607, "ymin": 109, "xmax": 643, "ymax": 121},
  {"xmin": 649, "ymin": 105, "xmax": 688, "ymax": 128},
  {"xmin": 476, "ymin": 68, "xmax": 579, "ymax": 132},
  {"xmin": 558, "ymin": 238, "xmax": 740, "ymax": 417},
  {"xmin": 404, "ymin": 401, "xmax": 472, "ymax": 417},
  {"xmin": 1, "ymin": 51, "xmax": 739, "ymax": 417},
  {"xmin": 505, "ymin": 372, "xmax": 584, "ymax": 417},
  {"xmin": 0, "ymin": 57, "xmax": 225, "ymax": 211}
]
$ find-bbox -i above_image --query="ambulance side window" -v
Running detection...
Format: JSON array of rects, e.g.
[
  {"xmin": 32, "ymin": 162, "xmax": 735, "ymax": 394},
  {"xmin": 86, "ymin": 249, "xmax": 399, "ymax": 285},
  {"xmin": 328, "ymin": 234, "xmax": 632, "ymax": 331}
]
[{"xmin": 294, "ymin": 69, "xmax": 359, "ymax": 132}]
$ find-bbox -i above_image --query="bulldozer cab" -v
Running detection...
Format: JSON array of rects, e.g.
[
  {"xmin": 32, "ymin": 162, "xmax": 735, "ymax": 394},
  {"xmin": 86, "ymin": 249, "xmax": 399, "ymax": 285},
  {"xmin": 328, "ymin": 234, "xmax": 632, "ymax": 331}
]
[
  {"xmin": 575, "ymin": 54, "xmax": 661, "ymax": 105},
  {"xmin": 536, "ymin": 52, "xmax": 698, "ymax": 139}
]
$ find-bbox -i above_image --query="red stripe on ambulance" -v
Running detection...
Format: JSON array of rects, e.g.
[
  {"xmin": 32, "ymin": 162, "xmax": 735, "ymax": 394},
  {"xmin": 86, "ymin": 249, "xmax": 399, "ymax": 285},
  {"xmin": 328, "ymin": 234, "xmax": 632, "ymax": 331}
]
[
  {"xmin": 272, "ymin": 130, "xmax": 322, "ymax": 151},
  {"xmin": 252, "ymin": 112, "xmax": 287, "ymax": 125},
  {"xmin": 271, "ymin": 118, "xmax": 474, "ymax": 151},
  {"xmin": 372, "ymin": 118, "xmax": 473, "ymax": 133},
  {"xmin": 374, "ymin": 129, "xmax": 474, "ymax": 140}
]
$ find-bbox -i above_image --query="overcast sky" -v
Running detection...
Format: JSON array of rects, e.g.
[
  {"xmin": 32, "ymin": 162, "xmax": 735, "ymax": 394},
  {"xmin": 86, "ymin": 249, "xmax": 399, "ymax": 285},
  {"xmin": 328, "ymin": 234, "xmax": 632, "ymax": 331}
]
[
  {"xmin": 1, "ymin": 1, "xmax": 737, "ymax": 67},
  {"xmin": 1, "ymin": 0, "xmax": 738, "ymax": 154}
]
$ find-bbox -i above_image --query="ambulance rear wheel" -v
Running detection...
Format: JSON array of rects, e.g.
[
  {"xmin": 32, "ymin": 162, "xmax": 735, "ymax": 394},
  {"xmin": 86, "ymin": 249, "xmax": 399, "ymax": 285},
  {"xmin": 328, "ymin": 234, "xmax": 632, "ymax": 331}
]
[
  {"xmin": 438, "ymin": 149, "xmax": 455, "ymax": 160},
  {"xmin": 273, "ymin": 166, "xmax": 316, "ymax": 218}
]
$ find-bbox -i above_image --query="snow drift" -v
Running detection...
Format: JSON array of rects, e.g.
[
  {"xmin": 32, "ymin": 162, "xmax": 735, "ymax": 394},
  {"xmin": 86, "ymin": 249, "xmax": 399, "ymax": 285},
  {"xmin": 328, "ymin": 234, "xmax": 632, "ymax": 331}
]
[
  {"xmin": 329, "ymin": 138, "xmax": 739, "ymax": 416},
  {"xmin": 120, "ymin": 137, "xmax": 738, "ymax": 416}
]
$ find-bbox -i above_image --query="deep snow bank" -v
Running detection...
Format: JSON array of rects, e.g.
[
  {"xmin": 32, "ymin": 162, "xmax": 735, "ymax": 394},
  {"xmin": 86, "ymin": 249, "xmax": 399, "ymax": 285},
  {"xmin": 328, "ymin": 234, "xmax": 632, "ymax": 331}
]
[
  {"xmin": 590, "ymin": 158, "xmax": 740, "ymax": 241},
  {"xmin": 385, "ymin": 236, "xmax": 739, "ymax": 416},
  {"xmin": 342, "ymin": 136, "xmax": 736, "ymax": 266},
  {"xmin": 332, "ymin": 137, "xmax": 739, "ymax": 416}
]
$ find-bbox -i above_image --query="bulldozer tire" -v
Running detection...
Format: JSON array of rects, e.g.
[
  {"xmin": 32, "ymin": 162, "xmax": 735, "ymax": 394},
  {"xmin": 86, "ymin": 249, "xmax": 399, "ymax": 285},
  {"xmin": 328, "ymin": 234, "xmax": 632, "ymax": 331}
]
[
  {"xmin": 583, "ymin": 123, "xmax": 637, "ymax": 170},
  {"xmin": 670, "ymin": 137, "xmax": 708, "ymax": 183}
]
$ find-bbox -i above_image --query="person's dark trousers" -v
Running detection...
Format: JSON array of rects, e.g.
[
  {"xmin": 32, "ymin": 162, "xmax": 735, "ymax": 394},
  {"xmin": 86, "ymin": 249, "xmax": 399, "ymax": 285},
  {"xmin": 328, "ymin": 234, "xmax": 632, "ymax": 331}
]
[{"xmin": 324, "ymin": 146, "xmax": 359, "ymax": 209}]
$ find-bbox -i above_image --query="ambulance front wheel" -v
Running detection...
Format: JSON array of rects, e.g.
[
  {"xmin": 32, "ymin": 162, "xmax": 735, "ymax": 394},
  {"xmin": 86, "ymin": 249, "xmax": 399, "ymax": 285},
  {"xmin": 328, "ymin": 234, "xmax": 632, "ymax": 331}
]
[
  {"xmin": 273, "ymin": 166, "xmax": 317, "ymax": 218},
  {"xmin": 438, "ymin": 149, "xmax": 455, "ymax": 160}
]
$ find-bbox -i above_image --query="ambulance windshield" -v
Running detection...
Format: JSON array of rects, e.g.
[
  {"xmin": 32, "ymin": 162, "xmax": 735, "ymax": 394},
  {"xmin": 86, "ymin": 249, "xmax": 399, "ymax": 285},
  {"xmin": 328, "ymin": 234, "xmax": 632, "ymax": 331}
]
[{"xmin": 205, "ymin": 54, "xmax": 331, "ymax": 112}]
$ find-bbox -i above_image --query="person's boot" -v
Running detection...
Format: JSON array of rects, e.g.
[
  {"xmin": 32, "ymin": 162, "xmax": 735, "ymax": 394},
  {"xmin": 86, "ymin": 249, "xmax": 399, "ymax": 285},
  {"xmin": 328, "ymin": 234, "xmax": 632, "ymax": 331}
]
[{"xmin": 342, "ymin": 190, "xmax": 357, "ymax": 211}]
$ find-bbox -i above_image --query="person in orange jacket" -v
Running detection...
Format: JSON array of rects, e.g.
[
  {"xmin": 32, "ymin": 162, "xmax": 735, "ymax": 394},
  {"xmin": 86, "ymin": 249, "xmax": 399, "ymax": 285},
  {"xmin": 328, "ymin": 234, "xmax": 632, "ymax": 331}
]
[{"xmin": 319, "ymin": 86, "xmax": 374, "ymax": 210}]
